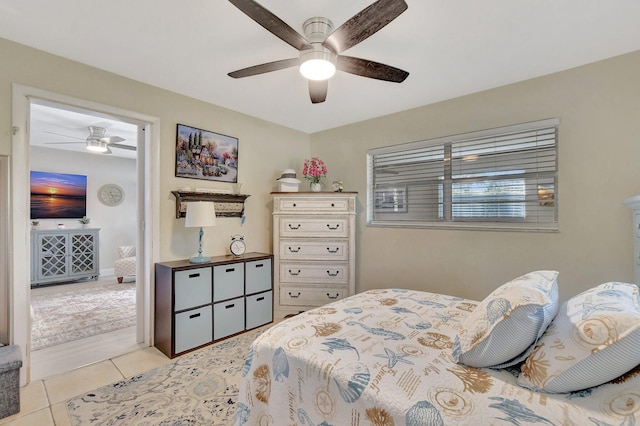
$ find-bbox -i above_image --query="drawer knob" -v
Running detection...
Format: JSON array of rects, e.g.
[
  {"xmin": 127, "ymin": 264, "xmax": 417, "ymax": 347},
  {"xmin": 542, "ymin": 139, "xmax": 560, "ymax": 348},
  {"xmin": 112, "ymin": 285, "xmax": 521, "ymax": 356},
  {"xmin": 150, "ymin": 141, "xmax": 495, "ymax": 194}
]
[
  {"xmin": 225, "ymin": 303, "xmax": 235, "ymax": 309},
  {"xmin": 225, "ymin": 268, "xmax": 235, "ymax": 272},
  {"xmin": 257, "ymin": 296, "xmax": 265, "ymax": 301},
  {"xmin": 288, "ymin": 269, "xmax": 301, "ymax": 276},
  {"xmin": 289, "ymin": 291, "xmax": 301, "ymax": 298},
  {"xmin": 331, "ymin": 203, "xmax": 335, "ymax": 207},
  {"xmin": 326, "ymin": 270, "xmax": 340, "ymax": 277},
  {"xmin": 288, "ymin": 224, "xmax": 301, "ymax": 230},
  {"xmin": 288, "ymin": 246, "xmax": 301, "ymax": 253},
  {"xmin": 189, "ymin": 313, "xmax": 201, "ymax": 319},
  {"xmin": 326, "ymin": 224, "xmax": 340, "ymax": 230},
  {"xmin": 188, "ymin": 273, "xmax": 200, "ymax": 278},
  {"xmin": 326, "ymin": 247, "xmax": 339, "ymax": 253},
  {"xmin": 327, "ymin": 293, "xmax": 339, "ymax": 299}
]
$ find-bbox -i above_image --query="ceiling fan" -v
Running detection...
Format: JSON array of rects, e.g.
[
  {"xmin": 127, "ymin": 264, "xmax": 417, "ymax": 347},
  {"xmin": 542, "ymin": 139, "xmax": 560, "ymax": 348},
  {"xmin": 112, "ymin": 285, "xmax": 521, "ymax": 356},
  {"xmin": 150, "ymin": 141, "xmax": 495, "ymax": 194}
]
[
  {"xmin": 227, "ymin": 0, "xmax": 410, "ymax": 103},
  {"xmin": 43, "ymin": 126, "xmax": 135, "ymax": 154}
]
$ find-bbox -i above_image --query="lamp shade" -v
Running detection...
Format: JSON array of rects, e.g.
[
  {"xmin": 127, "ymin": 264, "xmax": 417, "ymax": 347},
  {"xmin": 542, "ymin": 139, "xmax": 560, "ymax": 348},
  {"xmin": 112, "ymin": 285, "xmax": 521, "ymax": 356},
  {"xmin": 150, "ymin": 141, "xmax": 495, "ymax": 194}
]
[{"xmin": 185, "ymin": 201, "xmax": 216, "ymax": 228}]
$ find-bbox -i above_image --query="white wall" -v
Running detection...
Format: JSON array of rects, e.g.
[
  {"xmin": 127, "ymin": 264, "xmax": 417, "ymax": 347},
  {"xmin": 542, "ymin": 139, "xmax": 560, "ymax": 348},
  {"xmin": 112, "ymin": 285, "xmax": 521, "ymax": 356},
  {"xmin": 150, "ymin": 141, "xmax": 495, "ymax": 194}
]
[
  {"xmin": 311, "ymin": 50, "xmax": 640, "ymax": 303},
  {"xmin": 30, "ymin": 146, "xmax": 137, "ymax": 272}
]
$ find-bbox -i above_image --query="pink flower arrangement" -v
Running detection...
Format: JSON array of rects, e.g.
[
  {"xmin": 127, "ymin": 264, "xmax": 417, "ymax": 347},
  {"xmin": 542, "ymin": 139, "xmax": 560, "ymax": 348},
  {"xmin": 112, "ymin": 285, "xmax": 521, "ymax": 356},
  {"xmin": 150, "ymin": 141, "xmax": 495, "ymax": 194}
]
[{"xmin": 302, "ymin": 157, "xmax": 327, "ymax": 184}]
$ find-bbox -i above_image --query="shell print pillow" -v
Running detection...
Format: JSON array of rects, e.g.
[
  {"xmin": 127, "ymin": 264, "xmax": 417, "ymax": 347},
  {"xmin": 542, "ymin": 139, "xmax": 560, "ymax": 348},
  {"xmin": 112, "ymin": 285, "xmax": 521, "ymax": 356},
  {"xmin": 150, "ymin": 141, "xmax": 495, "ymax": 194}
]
[
  {"xmin": 517, "ymin": 281, "xmax": 640, "ymax": 393},
  {"xmin": 452, "ymin": 270, "xmax": 559, "ymax": 368}
]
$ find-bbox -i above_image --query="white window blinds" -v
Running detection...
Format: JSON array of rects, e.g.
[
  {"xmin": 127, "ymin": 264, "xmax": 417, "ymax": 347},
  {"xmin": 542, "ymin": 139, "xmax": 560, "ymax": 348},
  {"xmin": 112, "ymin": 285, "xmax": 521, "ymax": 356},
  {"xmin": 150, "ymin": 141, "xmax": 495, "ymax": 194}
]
[{"xmin": 367, "ymin": 118, "xmax": 559, "ymax": 231}]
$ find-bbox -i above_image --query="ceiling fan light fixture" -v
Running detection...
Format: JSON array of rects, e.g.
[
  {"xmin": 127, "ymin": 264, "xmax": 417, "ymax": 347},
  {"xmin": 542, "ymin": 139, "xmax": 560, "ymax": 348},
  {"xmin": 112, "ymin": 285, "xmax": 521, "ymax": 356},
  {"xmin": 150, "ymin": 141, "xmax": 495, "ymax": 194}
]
[
  {"xmin": 85, "ymin": 126, "xmax": 109, "ymax": 152},
  {"xmin": 299, "ymin": 50, "xmax": 336, "ymax": 81},
  {"xmin": 86, "ymin": 136, "xmax": 108, "ymax": 153}
]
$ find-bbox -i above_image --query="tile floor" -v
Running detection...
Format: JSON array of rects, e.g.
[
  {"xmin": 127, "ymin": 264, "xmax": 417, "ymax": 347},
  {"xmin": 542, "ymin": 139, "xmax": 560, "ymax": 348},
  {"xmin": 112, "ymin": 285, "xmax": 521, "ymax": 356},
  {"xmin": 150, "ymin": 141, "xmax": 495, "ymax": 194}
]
[{"xmin": 0, "ymin": 345, "xmax": 171, "ymax": 425}]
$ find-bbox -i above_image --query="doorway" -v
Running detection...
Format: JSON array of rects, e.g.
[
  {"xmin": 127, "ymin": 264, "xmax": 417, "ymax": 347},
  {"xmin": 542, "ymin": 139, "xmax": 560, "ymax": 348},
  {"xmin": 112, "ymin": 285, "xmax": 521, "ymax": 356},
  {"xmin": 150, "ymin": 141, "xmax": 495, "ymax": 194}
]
[
  {"xmin": 10, "ymin": 84, "xmax": 160, "ymax": 384},
  {"xmin": 28, "ymin": 99, "xmax": 141, "ymax": 380}
]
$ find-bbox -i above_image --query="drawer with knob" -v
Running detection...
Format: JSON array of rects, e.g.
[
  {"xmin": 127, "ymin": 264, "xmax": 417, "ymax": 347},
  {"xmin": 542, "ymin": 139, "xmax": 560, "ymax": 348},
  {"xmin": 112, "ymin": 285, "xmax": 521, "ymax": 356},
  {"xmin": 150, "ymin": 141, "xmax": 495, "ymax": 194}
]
[
  {"xmin": 279, "ymin": 217, "xmax": 349, "ymax": 238},
  {"xmin": 280, "ymin": 286, "xmax": 347, "ymax": 306},
  {"xmin": 279, "ymin": 239, "xmax": 348, "ymax": 261},
  {"xmin": 279, "ymin": 262, "xmax": 348, "ymax": 284},
  {"xmin": 277, "ymin": 197, "xmax": 350, "ymax": 213}
]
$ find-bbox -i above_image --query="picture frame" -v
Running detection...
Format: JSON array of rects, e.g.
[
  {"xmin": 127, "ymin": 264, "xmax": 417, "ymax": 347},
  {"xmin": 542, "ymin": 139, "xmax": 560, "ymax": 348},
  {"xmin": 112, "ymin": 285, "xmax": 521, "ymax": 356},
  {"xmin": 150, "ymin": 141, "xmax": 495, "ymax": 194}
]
[
  {"xmin": 374, "ymin": 186, "xmax": 407, "ymax": 213},
  {"xmin": 175, "ymin": 124, "xmax": 238, "ymax": 183}
]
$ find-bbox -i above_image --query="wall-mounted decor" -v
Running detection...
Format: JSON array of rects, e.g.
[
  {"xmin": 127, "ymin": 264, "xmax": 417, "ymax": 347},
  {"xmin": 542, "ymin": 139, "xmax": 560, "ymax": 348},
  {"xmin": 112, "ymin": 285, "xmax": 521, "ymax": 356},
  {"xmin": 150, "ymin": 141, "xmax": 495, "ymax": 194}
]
[
  {"xmin": 98, "ymin": 183, "xmax": 125, "ymax": 206},
  {"xmin": 30, "ymin": 171, "xmax": 87, "ymax": 219},
  {"xmin": 175, "ymin": 124, "xmax": 238, "ymax": 183},
  {"xmin": 374, "ymin": 186, "xmax": 407, "ymax": 213},
  {"xmin": 171, "ymin": 191, "xmax": 249, "ymax": 218}
]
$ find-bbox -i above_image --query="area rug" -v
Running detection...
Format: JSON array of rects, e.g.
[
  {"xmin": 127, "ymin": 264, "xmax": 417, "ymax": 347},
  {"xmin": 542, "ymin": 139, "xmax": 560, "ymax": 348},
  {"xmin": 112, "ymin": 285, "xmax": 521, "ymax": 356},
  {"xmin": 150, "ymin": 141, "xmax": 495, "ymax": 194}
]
[
  {"xmin": 31, "ymin": 281, "xmax": 136, "ymax": 351},
  {"xmin": 66, "ymin": 324, "xmax": 272, "ymax": 425}
]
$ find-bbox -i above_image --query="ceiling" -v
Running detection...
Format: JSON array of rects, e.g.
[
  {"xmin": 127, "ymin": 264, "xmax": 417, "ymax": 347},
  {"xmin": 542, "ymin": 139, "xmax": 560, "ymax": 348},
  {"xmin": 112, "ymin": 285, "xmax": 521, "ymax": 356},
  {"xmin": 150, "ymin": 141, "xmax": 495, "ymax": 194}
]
[
  {"xmin": 29, "ymin": 100, "xmax": 138, "ymax": 159},
  {"xmin": 2, "ymin": 1, "xmax": 640, "ymax": 134}
]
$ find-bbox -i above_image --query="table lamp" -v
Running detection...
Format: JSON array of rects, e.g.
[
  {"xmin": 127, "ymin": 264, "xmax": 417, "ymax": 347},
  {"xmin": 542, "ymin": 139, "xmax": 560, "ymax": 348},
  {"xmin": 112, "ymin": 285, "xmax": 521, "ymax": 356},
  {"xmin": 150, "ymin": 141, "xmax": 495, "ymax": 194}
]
[{"xmin": 185, "ymin": 201, "xmax": 216, "ymax": 263}]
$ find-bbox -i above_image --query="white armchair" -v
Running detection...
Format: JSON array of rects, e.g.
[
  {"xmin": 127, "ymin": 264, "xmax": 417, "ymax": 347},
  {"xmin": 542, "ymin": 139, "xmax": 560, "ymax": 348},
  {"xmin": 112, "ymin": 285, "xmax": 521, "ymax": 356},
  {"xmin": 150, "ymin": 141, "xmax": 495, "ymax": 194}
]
[{"xmin": 114, "ymin": 245, "xmax": 136, "ymax": 283}]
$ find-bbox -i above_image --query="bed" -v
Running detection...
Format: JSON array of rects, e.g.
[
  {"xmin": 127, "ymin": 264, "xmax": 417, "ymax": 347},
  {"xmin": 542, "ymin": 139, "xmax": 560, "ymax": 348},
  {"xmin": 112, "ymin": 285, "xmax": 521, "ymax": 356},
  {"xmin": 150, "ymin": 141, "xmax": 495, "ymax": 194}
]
[{"xmin": 235, "ymin": 273, "xmax": 640, "ymax": 425}]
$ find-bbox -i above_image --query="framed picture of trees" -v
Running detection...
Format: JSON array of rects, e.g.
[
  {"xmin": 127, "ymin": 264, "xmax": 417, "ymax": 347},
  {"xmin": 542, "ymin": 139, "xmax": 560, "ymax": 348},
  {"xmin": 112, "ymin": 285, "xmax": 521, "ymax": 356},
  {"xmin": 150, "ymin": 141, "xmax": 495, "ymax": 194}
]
[{"xmin": 175, "ymin": 123, "xmax": 239, "ymax": 183}]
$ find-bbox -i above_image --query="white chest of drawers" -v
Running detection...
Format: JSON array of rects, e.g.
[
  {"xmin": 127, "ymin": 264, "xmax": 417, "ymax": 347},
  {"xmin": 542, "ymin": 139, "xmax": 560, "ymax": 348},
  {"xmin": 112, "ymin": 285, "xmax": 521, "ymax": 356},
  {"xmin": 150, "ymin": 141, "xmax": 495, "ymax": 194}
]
[{"xmin": 272, "ymin": 192, "xmax": 357, "ymax": 318}]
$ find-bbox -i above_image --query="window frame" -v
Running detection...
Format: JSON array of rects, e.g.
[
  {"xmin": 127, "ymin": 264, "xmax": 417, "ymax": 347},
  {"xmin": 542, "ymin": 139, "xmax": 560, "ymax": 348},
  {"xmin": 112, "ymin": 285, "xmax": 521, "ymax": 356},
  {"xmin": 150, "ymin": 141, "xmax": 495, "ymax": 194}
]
[{"xmin": 366, "ymin": 118, "xmax": 559, "ymax": 232}]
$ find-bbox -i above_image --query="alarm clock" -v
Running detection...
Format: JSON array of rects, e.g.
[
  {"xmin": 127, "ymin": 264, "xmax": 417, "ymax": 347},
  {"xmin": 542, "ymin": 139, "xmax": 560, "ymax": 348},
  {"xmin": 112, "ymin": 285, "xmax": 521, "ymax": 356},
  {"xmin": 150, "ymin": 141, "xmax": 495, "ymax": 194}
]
[{"xmin": 230, "ymin": 234, "xmax": 246, "ymax": 257}]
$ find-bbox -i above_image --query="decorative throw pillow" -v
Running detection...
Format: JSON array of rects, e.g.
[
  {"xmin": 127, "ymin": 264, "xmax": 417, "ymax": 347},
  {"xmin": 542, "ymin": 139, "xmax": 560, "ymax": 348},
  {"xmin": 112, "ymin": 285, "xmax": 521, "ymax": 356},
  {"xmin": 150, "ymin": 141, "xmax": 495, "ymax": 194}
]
[
  {"xmin": 452, "ymin": 270, "xmax": 559, "ymax": 368},
  {"xmin": 517, "ymin": 282, "xmax": 640, "ymax": 393},
  {"xmin": 118, "ymin": 245, "xmax": 136, "ymax": 258}
]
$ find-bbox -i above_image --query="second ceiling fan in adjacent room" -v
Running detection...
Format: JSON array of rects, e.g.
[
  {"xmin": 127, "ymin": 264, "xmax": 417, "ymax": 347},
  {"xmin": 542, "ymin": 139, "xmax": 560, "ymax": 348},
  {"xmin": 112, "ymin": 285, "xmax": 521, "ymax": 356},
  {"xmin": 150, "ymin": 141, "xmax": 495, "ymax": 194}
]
[{"xmin": 44, "ymin": 126, "xmax": 135, "ymax": 154}]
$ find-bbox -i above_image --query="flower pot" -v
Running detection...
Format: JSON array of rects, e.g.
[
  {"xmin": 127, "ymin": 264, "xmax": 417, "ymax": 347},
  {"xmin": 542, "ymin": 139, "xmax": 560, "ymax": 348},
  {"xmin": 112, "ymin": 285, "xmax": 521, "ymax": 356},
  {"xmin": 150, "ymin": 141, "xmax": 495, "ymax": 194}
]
[{"xmin": 310, "ymin": 182, "xmax": 322, "ymax": 192}]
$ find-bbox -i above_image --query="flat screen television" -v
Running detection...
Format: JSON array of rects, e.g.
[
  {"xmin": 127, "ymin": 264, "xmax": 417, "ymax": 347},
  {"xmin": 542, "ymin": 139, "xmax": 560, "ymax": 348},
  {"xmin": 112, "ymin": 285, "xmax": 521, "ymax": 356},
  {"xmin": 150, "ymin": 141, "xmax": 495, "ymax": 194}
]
[{"xmin": 30, "ymin": 171, "xmax": 87, "ymax": 219}]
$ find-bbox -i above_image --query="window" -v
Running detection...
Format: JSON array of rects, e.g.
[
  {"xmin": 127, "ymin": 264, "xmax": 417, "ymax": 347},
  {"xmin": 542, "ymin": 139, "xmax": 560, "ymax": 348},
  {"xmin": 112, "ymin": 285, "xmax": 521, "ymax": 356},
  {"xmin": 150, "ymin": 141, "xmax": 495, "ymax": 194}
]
[{"xmin": 367, "ymin": 118, "xmax": 559, "ymax": 231}]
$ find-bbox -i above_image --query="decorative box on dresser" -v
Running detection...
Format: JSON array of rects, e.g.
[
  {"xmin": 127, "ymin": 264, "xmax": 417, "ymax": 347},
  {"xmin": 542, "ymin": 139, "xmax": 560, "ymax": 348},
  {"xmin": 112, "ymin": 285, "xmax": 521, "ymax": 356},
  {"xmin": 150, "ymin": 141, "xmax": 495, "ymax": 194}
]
[
  {"xmin": 271, "ymin": 192, "xmax": 357, "ymax": 318},
  {"xmin": 154, "ymin": 252, "xmax": 273, "ymax": 358},
  {"xmin": 623, "ymin": 194, "xmax": 640, "ymax": 284}
]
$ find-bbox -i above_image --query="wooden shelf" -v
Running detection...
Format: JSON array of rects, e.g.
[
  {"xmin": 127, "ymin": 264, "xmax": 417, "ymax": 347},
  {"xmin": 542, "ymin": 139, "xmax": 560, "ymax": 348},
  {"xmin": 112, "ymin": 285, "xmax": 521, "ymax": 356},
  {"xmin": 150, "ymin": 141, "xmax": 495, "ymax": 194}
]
[{"xmin": 171, "ymin": 191, "xmax": 250, "ymax": 218}]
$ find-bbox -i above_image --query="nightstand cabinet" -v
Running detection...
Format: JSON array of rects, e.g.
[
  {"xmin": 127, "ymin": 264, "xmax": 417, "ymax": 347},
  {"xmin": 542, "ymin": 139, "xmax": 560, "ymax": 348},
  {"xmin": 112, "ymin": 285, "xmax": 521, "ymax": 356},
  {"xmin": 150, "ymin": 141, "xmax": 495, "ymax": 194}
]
[
  {"xmin": 271, "ymin": 192, "xmax": 357, "ymax": 318},
  {"xmin": 154, "ymin": 253, "xmax": 273, "ymax": 358}
]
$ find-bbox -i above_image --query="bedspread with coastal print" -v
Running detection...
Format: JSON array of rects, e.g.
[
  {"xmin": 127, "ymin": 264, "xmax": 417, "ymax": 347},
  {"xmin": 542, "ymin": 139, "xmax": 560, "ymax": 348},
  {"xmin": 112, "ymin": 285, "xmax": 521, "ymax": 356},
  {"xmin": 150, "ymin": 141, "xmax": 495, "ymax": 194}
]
[{"xmin": 235, "ymin": 289, "xmax": 640, "ymax": 426}]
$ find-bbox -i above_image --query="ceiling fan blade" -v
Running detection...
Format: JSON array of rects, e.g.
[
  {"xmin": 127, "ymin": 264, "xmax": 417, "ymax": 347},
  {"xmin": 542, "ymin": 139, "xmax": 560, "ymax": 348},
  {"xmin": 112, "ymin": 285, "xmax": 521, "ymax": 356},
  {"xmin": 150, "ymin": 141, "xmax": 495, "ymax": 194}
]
[
  {"xmin": 228, "ymin": 0, "xmax": 312, "ymax": 51},
  {"xmin": 42, "ymin": 130, "xmax": 85, "ymax": 141},
  {"xmin": 108, "ymin": 144, "xmax": 136, "ymax": 151},
  {"xmin": 309, "ymin": 80, "xmax": 328, "ymax": 104},
  {"xmin": 228, "ymin": 58, "xmax": 299, "ymax": 78},
  {"xmin": 44, "ymin": 141, "xmax": 84, "ymax": 145},
  {"xmin": 102, "ymin": 136, "xmax": 125, "ymax": 144},
  {"xmin": 337, "ymin": 56, "xmax": 409, "ymax": 83},
  {"xmin": 323, "ymin": 0, "xmax": 408, "ymax": 54}
]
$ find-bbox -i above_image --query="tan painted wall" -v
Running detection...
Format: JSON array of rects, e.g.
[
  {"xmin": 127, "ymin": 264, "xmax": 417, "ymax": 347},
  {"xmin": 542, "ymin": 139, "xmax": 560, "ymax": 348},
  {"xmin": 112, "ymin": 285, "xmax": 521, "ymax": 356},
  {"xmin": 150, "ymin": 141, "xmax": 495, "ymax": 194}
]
[
  {"xmin": 0, "ymin": 38, "xmax": 309, "ymax": 263},
  {"xmin": 310, "ymin": 50, "xmax": 640, "ymax": 302},
  {"xmin": 3, "ymin": 37, "xmax": 640, "ymax": 305}
]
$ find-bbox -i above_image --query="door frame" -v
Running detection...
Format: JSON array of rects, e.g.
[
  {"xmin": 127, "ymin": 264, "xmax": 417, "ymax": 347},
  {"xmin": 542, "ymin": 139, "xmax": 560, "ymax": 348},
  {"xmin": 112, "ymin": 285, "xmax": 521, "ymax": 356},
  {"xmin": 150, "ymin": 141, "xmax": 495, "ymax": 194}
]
[{"xmin": 11, "ymin": 84, "xmax": 160, "ymax": 384}]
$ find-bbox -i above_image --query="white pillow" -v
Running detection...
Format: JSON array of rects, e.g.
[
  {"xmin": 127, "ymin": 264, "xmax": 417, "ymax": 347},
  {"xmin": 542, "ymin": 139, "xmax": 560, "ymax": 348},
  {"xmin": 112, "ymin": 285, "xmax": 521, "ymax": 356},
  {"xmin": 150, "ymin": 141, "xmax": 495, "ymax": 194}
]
[
  {"xmin": 517, "ymin": 282, "xmax": 640, "ymax": 393},
  {"xmin": 452, "ymin": 270, "xmax": 559, "ymax": 368}
]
